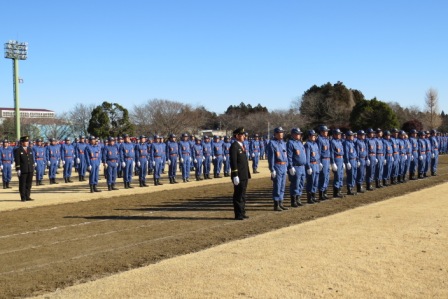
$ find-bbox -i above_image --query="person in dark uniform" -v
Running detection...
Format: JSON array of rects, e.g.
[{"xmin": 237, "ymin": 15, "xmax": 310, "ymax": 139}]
[
  {"xmin": 230, "ymin": 127, "xmax": 251, "ymax": 220},
  {"xmin": 14, "ymin": 136, "xmax": 35, "ymax": 202}
]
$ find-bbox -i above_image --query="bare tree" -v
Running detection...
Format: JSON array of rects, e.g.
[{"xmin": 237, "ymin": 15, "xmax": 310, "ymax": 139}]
[
  {"xmin": 39, "ymin": 113, "xmax": 74, "ymax": 140},
  {"xmin": 424, "ymin": 88, "xmax": 442, "ymax": 129},
  {"xmin": 67, "ymin": 103, "xmax": 95, "ymax": 136}
]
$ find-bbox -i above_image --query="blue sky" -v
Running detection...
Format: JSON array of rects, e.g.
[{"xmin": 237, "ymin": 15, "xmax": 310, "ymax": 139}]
[{"xmin": 1, "ymin": 0, "xmax": 447, "ymax": 115}]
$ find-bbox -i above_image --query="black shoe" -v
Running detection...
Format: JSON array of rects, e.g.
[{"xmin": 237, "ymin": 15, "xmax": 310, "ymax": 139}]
[
  {"xmin": 157, "ymin": 179, "xmax": 163, "ymax": 185},
  {"xmin": 90, "ymin": 185, "xmax": 94, "ymax": 193},
  {"xmin": 235, "ymin": 216, "xmax": 244, "ymax": 220},
  {"xmin": 279, "ymin": 201, "xmax": 289, "ymax": 210},
  {"xmin": 296, "ymin": 195, "xmax": 303, "ymax": 206},
  {"xmin": 142, "ymin": 181, "xmax": 148, "ymax": 187},
  {"xmin": 243, "ymin": 215, "xmax": 249, "ymax": 219},
  {"xmin": 108, "ymin": 185, "xmax": 112, "ymax": 191},
  {"xmin": 111, "ymin": 184, "xmax": 119, "ymax": 190},
  {"xmin": 291, "ymin": 196, "xmax": 298, "ymax": 208},
  {"xmin": 127, "ymin": 182, "xmax": 134, "ymax": 188},
  {"xmin": 307, "ymin": 193, "xmax": 315, "ymax": 204},
  {"xmin": 93, "ymin": 185, "xmax": 102, "ymax": 192},
  {"xmin": 26, "ymin": 198, "xmax": 34, "ymax": 201},
  {"xmin": 186, "ymin": 178, "xmax": 190, "ymax": 182},
  {"xmin": 274, "ymin": 201, "xmax": 282, "ymax": 211}
]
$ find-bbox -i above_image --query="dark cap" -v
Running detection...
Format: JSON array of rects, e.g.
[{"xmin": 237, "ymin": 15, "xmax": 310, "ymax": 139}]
[
  {"xmin": 204, "ymin": 135, "xmax": 210, "ymax": 139},
  {"xmin": 291, "ymin": 128, "xmax": 302, "ymax": 135},
  {"xmin": 181, "ymin": 133, "xmax": 188, "ymax": 138},
  {"xmin": 108, "ymin": 136, "xmax": 115, "ymax": 141},
  {"xmin": 20, "ymin": 136, "xmax": 29, "ymax": 142},
  {"xmin": 233, "ymin": 127, "xmax": 245, "ymax": 135},
  {"xmin": 170, "ymin": 134, "xmax": 176, "ymax": 138},
  {"xmin": 376, "ymin": 128, "xmax": 382, "ymax": 133},
  {"xmin": 357, "ymin": 130, "xmax": 366, "ymax": 135},
  {"xmin": 79, "ymin": 135, "xmax": 86, "ymax": 139},
  {"xmin": 65, "ymin": 137, "xmax": 71, "ymax": 141},
  {"xmin": 391, "ymin": 128, "xmax": 399, "ymax": 133},
  {"xmin": 384, "ymin": 130, "xmax": 391, "ymax": 136},
  {"xmin": 122, "ymin": 133, "xmax": 129, "ymax": 138},
  {"xmin": 88, "ymin": 136, "xmax": 96, "ymax": 141},
  {"xmin": 308, "ymin": 130, "xmax": 317, "ymax": 136},
  {"xmin": 274, "ymin": 127, "xmax": 284, "ymax": 133},
  {"xmin": 35, "ymin": 138, "xmax": 42, "ymax": 142},
  {"xmin": 333, "ymin": 128, "xmax": 342, "ymax": 135},
  {"xmin": 139, "ymin": 135, "xmax": 146, "ymax": 139},
  {"xmin": 345, "ymin": 130, "xmax": 354, "ymax": 136},
  {"xmin": 366, "ymin": 128, "xmax": 374, "ymax": 134},
  {"xmin": 319, "ymin": 125, "xmax": 329, "ymax": 132},
  {"xmin": 49, "ymin": 138, "xmax": 56, "ymax": 142},
  {"xmin": 410, "ymin": 129, "xmax": 417, "ymax": 134}
]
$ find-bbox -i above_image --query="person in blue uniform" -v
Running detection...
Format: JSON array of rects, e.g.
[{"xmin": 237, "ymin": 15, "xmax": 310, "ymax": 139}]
[
  {"xmin": 150, "ymin": 135, "xmax": 165, "ymax": 185},
  {"xmin": 249, "ymin": 134, "xmax": 261, "ymax": 174},
  {"xmin": 0, "ymin": 139, "xmax": 14, "ymax": 189},
  {"xmin": 287, "ymin": 128, "xmax": 306, "ymax": 207},
  {"xmin": 330, "ymin": 129, "xmax": 345, "ymax": 198},
  {"xmin": 102, "ymin": 136, "xmax": 120, "ymax": 191},
  {"xmin": 390, "ymin": 129, "xmax": 400, "ymax": 184},
  {"xmin": 343, "ymin": 130, "xmax": 358, "ymax": 195},
  {"xmin": 317, "ymin": 125, "xmax": 331, "ymax": 201},
  {"xmin": 365, "ymin": 128, "xmax": 377, "ymax": 190},
  {"xmin": 85, "ymin": 136, "xmax": 102, "ymax": 192},
  {"xmin": 374, "ymin": 129, "xmax": 385, "ymax": 189},
  {"xmin": 267, "ymin": 127, "xmax": 289, "ymax": 211},
  {"xmin": 212, "ymin": 135, "xmax": 224, "ymax": 178},
  {"xmin": 178, "ymin": 133, "xmax": 192, "ymax": 182},
  {"xmin": 166, "ymin": 134, "xmax": 179, "ymax": 184},
  {"xmin": 382, "ymin": 131, "xmax": 394, "ymax": 186},
  {"xmin": 202, "ymin": 136, "xmax": 213, "ymax": 179},
  {"xmin": 75, "ymin": 136, "xmax": 88, "ymax": 181},
  {"xmin": 119, "ymin": 134, "xmax": 135, "ymax": 188},
  {"xmin": 430, "ymin": 129, "xmax": 439, "ymax": 176},
  {"xmin": 230, "ymin": 127, "xmax": 251, "ymax": 220},
  {"xmin": 116, "ymin": 136, "xmax": 124, "ymax": 178},
  {"xmin": 403, "ymin": 133, "xmax": 412, "ymax": 182},
  {"xmin": 135, "ymin": 135, "xmax": 149, "ymax": 187},
  {"xmin": 355, "ymin": 130, "xmax": 367, "ymax": 193},
  {"xmin": 32, "ymin": 138, "xmax": 46, "ymax": 186},
  {"xmin": 61, "ymin": 137, "xmax": 75, "ymax": 183},
  {"xmin": 417, "ymin": 131, "xmax": 427, "ymax": 178},
  {"xmin": 408, "ymin": 129, "xmax": 419, "ymax": 180},
  {"xmin": 423, "ymin": 131, "xmax": 432, "ymax": 177},
  {"xmin": 192, "ymin": 137, "xmax": 204, "ymax": 181},
  {"xmin": 14, "ymin": 136, "xmax": 35, "ymax": 201},
  {"xmin": 305, "ymin": 130, "xmax": 320, "ymax": 204},
  {"xmin": 223, "ymin": 136, "xmax": 231, "ymax": 177},
  {"xmin": 46, "ymin": 138, "xmax": 61, "ymax": 184}
]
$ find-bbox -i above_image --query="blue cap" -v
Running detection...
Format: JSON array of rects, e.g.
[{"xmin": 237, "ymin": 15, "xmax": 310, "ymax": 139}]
[
  {"xmin": 88, "ymin": 136, "xmax": 96, "ymax": 141},
  {"xmin": 108, "ymin": 136, "xmax": 115, "ymax": 141},
  {"xmin": 366, "ymin": 128, "xmax": 374, "ymax": 134},
  {"xmin": 410, "ymin": 129, "xmax": 417, "ymax": 134},
  {"xmin": 181, "ymin": 133, "xmax": 188, "ymax": 137},
  {"xmin": 430, "ymin": 129, "xmax": 437, "ymax": 134},
  {"xmin": 274, "ymin": 127, "xmax": 284, "ymax": 133},
  {"xmin": 139, "ymin": 135, "xmax": 146, "ymax": 139},
  {"xmin": 346, "ymin": 130, "xmax": 354, "ymax": 136},
  {"xmin": 291, "ymin": 128, "xmax": 302, "ymax": 135},
  {"xmin": 319, "ymin": 125, "xmax": 329, "ymax": 132},
  {"xmin": 357, "ymin": 130, "xmax": 366, "ymax": 135},
  {"xmin": 391, "ymin": 128, "xmax": 398, "ymax": 133},
  {"xmin": 333, "ymin": 128, "xmax": 342, "ymax": 134}
]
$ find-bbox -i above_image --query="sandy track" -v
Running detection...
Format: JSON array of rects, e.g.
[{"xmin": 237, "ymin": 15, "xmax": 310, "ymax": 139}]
[{"xmin": 33, "ymin": 182, "xmax": 448, "ymax": 299}]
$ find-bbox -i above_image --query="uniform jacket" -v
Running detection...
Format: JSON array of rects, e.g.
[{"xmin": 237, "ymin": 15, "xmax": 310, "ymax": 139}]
[
  {"xmin": 230, "ymin": 141, "xmax": 251, "ymax": 181},
  {"xmin": 14, "ymin": 145, "xmax": 34, "ymax": 173}
]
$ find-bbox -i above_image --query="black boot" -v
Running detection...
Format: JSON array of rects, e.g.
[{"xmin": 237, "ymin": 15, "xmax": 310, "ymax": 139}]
[
  {"xmin": 142, "ymin": 180, "xmax": 148, "ymax": 187},
  {"xmin": 307, "ymin": 192, "xmax": 315, "ymax": 204},
  {"xmin": 333, "ymin": 187, "xmax": 340, "ymax": 198},
  {"xmin": 125, "ymin": 181, "xmax": 129, "ymax": 189},
  {"xmin": 335, "ymin": 188, "xmax": 345, "ymax": 198},
  {"xmin": 173, "ymin": 177, "xmax": 178, "ymax": 184},
  {"xmin": 279, "ymin": 201, "xmax": 289, "ymax": 210},
  {"xmin": 154, "ymin": 177, "xmax": 158, "ymax": 186},
  {"xmin": 347, "ymin": 186, "xmax": 356, "ymax": 195},
  {"xmin": 291, "ymin": 195, "xmax": 298, "ymax": 208},
  {"xmin": 108, "ymin": 184, "xmax": 112, "ymax": 191},
  {"xmin": 112, "ymin": 184, "xmax": 119, "ymax": 190},
  {"xmin": 2, "ymin": 182, "xmax": 5, "ymax": 189},
  {"xmin": 53, "ymin": 178, "xmax": 58, "ymax": 184},
  {"xmin": 323, "ymin": 190, "xmax": 329, "ymax": 200},
  {"xmin": 157, "ymin": 179, "xmax": 163, "ymax": 185},
  {"xmin": 169, "ymin": 177, "xmax": 174, "ymax": 184},
  {"xmin": 93, "ymin": 185, "xmax": 102, "ymax": 192},
  {"xmin": 127, "ymin": 182, "xmax": 134, "ymax": 188},
  {"xmin": 375, "ymin": 180, "xmax": 380, "ymax": 189},
  {"xmin": 296, "ymin": 195, "xmax": 303, "ymax": 206},
  {"xmin": 274, "ymin": 201, "xmax": 282, "ymax": 211},
  {"xmin": 139, "ymin": 180, "xmax": 143, "ymax": 187},
  {"xmin": 90, "ymin": 184, "xmax": 94, "ymax": 193},
  {"xmin": 39, "ymin": 180, "xmax": 44, "ymax": 185},
  {"xmin": 195, "ymin": 175, "xmax": 200, "ymax": 181},
  {"xmin": 67, "ymin": 177, "xmax": 73, "ymax": 183},
  {"xmin": 79, "ymin": 175, "xmax": 82, "ymax": 182},
  {"xmin": 312, "ymin": 193, "xmax": 319, "ymax": 203},
  {"xmin": 366, "ymin": 182, "xmax": 374, "ymax": 191},
  {"xmin": 383, "ymin": 179, "xmax": 389, "ymax": 187},
  {"xmin": 64, "ymin": 177, "xmax": 68, "ymax": 183}
]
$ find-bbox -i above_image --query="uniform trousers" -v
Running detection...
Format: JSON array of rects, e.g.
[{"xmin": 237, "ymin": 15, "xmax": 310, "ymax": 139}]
[
  {"xmin": 272, "ymin": 164, "xmax": 287, "ymax": 201},
  {"xmin": 288, "ymin": 165, "xmax": 305, "ymax": 197}
]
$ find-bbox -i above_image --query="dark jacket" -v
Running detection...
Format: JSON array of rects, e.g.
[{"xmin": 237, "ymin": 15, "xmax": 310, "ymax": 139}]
[
  {"xmin": 14, "ymin": 146, "xmax": 35, "ymax": 173},
  {"xmin": 230, "ymin": 141, "xmax": 251, "ymax": 180}
]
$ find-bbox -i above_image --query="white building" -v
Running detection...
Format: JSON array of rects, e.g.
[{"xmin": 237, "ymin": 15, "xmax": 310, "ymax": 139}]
[{"xmin": 0, "ymin": 107, "xmax": 55, "ymax": 124}]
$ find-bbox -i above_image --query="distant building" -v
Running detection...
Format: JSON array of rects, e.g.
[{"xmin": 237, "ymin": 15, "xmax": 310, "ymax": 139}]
[{"xmin": 0, "ymin": 107, "xmax": 55, "ymax": 124}]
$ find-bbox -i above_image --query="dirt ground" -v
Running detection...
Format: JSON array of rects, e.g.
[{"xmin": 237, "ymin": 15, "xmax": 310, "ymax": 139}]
[{"xmin": 1, "ymin": 157, "xmax": 447, "ymax": 298}]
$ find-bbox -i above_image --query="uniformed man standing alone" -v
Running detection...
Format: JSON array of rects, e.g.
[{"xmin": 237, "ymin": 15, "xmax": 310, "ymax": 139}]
[
  {"xmin": 14, "ymin": 136, "xmax": 35, "ymax": 201},
  {"xmin": 230, "ymin": 127, "xmax": 251, "ymax": 220}
]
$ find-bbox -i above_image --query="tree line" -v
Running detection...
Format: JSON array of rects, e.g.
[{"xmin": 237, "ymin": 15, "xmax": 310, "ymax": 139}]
[{"xmin": 1, "ymin": 82, "xmax": 446, "ymax": 140}]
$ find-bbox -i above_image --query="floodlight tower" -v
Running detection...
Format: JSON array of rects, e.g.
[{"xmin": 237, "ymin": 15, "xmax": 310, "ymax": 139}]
[{"xmin": 4, "ymin": 40, "xmax": 28, "ymax": 140}]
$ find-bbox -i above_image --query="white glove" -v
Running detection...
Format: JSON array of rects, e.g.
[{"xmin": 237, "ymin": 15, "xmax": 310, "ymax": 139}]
[
  {"xmin": 343, "ymin": 163, "xmax": 346, "ymax": 170},
  {"xmin": 194, "ymin": 159, "xmax": 198, "ymax": 164},
  {"xmin": 223, "ymin": 156, "xmax": 226, "ymax": 161},
  {"xmin": 251, "ymin": 153, "xmax": 255, "ymax": 157},
  {"xmin": 180, "ymin": 158, "xmax": 184, "ymax": 163},
  {"xmin": 132, "ymin": 161, "xmax": 135, "ymax": 168},
  {"xmin": 375, "ymin": 158, "xmax": 378, "ymax": 163},
  {"xmin": 411, "ymin": 156, "xmax": 414, "ymax": 161},
  {"xmin": 76, "ymin": 158, "xmax": 80, "ymax": 164},
  {"xmin": 432, "ymin": 153, "xmax": 435, "ymax": 159},
  {"xmin": 212, "ymin": 156, "xmax": 216, "ymax": 160},
  {"xmin": 331, "ymin": 163, "xmax": 338, "ymax": 172},
  {"xmin": 116, "ymin": 163, "xmax": 119, "ymax": 167},
  {"xmin": 34, "ymin": 162, "xmax": 37, "ymax": 167},
  {"xmin": 357, "ymin": 161, "xmax": 360, "ymax": 167},
  {"xmin": 271, "ymin": 170, "xmax": 277, "ymax": 179},
  {"xmin": 202, "ymin": 156, "xmax": 205, "ymax": 160},
  {"xmin": 137, "ymin": 161, "xmax": 141, "ymax": 167},
  {"xmin": 17, "ymin": 170, "xmax": 21, "ymax": 177},
  {"xmin": 153, "ymin": 161, "xmax": 156, "ymax": 166},
  {"xmin": 104, "ymin": 163, "xmax": 108, "ymax": 169},
  {"xmin": 62, "ymin": 160, "xmax": 65, "ymax": 165},
  {"xmin": 233, "ymin": 176, "xmax": 240, "ymax": 186},
  {"xmin": 0, "ymin": 165, "xmax": 3, "ymax": 171},
  {"xmin": 189, "ymin": 157, "xmax": 192, "ymax": 162},
  {"xmin": 404, "ymin": 155, "xmax": 407, "ymax": 160},
  {"xmin": 122, "ymin": 162, "xmax": 126, "ymax": 168},
  {"xmin": 306, "ymin": 168, "xmax": 313, "ymax": 175},
  {"xmin": 47, "ymin": 161, "xmax": 51, "ymax": 166},
  {"xmin": 384, "ymin": 159, "xmax": 387, "ymax": 165},
  {"xmin": 289, "ymin": 167, "xmax": 296, "ymax": 176},
  {"xmin": 419, "ymin": 156, "xmax": 423, "ymax": 161},
  {"xmin": 319, "ymin": 163, "xmax": 323, "ymax": 171},
  {"xmin": 392, "ymin": 157, "xmax": 394, "ymax": 162},
  {"xmin": 88, "ymin": 165, "xmax": 92, "ymax": 171},
  {"xmin": 167, "ymin": 160, "xmax": 171, "ymax": 165},
  {"xmin": 347, "ymin": 163, "xmax": 351, "ymax": 170},
  {"xmin": 366, "ymin": 159, "xmax": 371, "ymax": 166}
]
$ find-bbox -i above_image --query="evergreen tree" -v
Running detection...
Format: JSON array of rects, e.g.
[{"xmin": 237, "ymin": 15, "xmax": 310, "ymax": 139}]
[
  {"xmin": 349, "ymin": 98, "xmax": 399, "ymax": 131},
  {"xmin": 87, "ymin": 101, "xmax": 134, "ymax": 138}
]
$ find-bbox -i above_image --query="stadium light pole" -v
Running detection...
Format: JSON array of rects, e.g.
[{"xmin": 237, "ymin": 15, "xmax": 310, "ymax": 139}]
[{"xmin": 4, "ymin": 40, "xmax": 28, "ymax": 140}]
